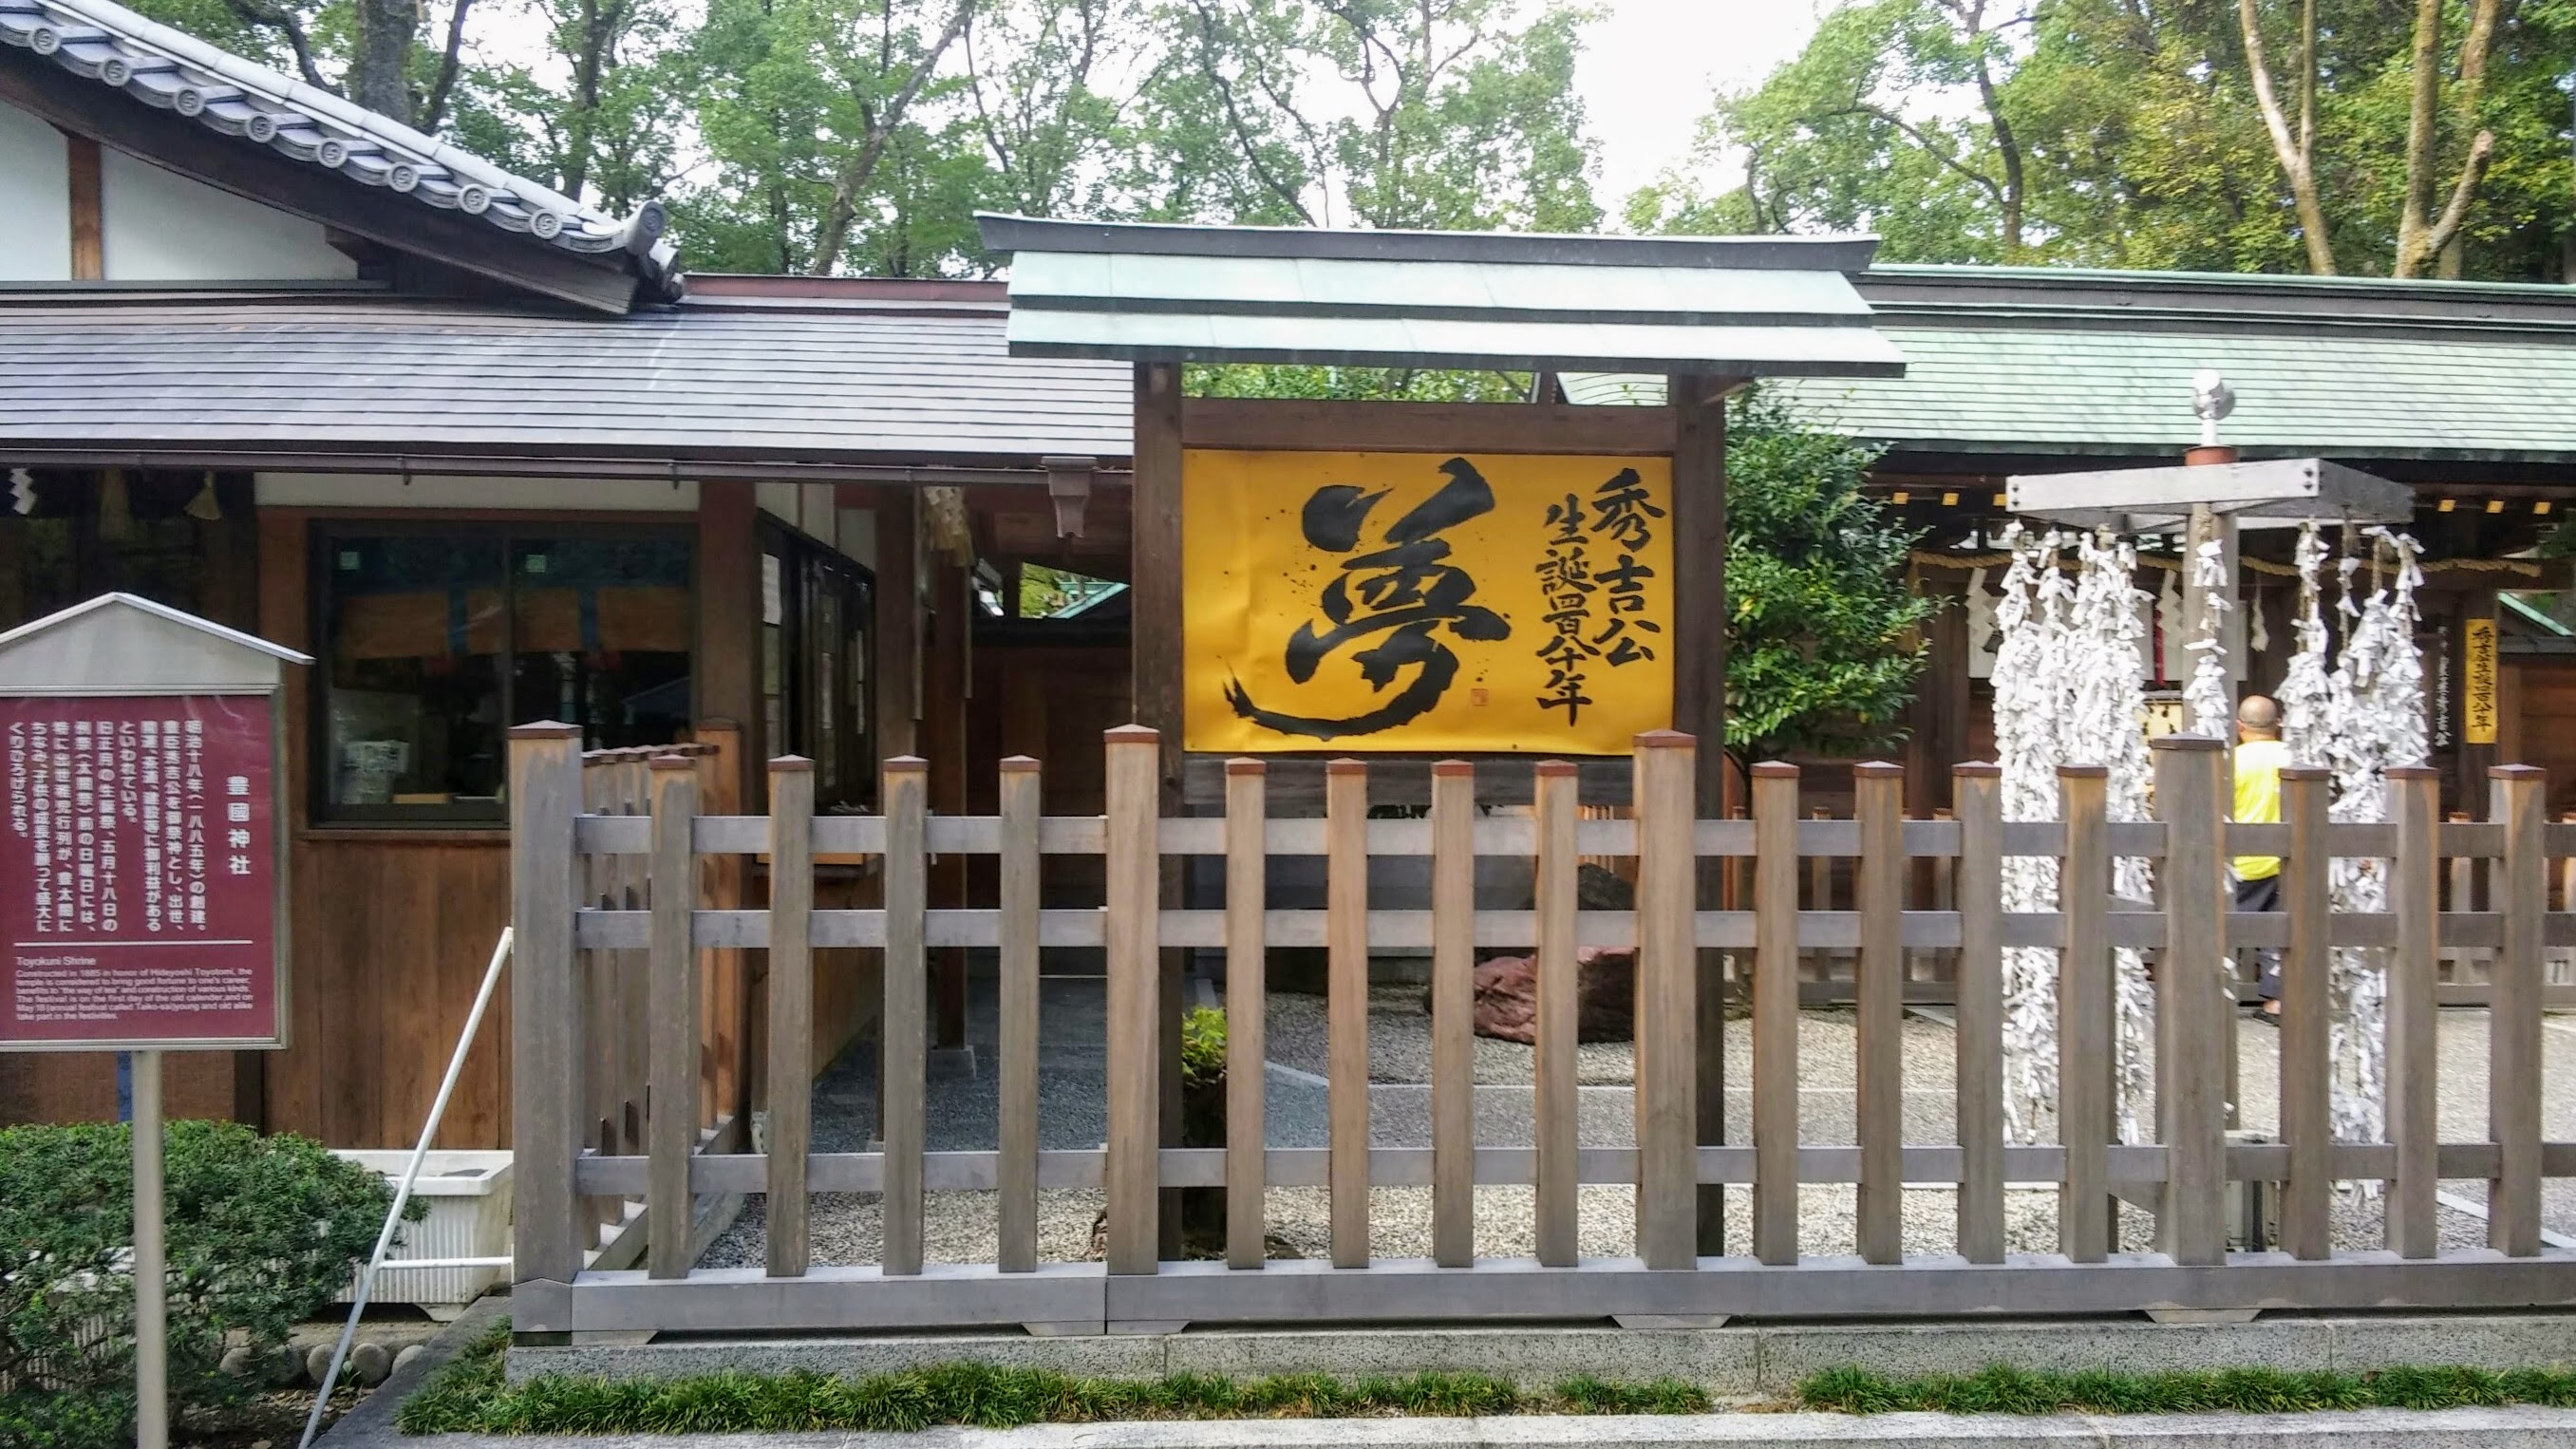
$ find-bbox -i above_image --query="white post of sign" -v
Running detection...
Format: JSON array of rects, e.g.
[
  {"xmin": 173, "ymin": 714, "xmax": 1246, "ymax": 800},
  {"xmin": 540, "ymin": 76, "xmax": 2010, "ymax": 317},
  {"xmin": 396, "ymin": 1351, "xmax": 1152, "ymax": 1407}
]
[{"xmin": 133, "ymin": 1048, "xmax": 168, "ymax": 1449}]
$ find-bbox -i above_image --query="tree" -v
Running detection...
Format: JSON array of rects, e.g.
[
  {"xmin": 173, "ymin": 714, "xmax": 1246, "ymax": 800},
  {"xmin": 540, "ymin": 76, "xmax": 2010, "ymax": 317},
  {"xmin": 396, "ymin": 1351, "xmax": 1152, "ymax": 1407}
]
[
  {"xmin": 1723, "ymin": 387, "xmax": 1931, "ymax": 762},
  {"xmin": 1634, "ymin": 0, "xmax": 2028, "ymax": 262},
  {"xmin": 1133, "ymin": 0, "xmax": 1602, "ymax": 232},
  {"xmin": 169, "ymin": 0, "xmax": 476, "ymax": 130},
  {"xmin": 684, "ymin": 0, "xmax": 984, "ymax": 275},
  {"xmin": 1666, "ymin": 0, "xmax": 2576, "ymax": 281}
]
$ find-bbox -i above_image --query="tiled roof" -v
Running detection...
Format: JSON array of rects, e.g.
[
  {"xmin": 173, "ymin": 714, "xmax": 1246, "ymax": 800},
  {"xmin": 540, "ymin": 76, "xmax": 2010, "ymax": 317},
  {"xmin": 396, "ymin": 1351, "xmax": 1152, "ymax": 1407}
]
[
  {"xmin": 0, "ymin": 0, "xmax": 674, "ymax": 289},
  {"xmin": 0, "ymin": 292, "xmax": 1133, "ymax": 463},
  {"xmin": 1565, "ymin": 267, "xmax": 2576, "ymax": 465},
  {"xmin": 982, "ymin": 213, "xmax": 1908, "ymax": 377}
]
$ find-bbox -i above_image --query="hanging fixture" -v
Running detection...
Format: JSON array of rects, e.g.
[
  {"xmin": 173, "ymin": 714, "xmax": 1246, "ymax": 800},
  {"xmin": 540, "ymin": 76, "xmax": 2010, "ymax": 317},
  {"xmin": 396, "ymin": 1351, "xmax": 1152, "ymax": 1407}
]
[
  {"xmin": 8, "ymin": 468, "xmax": 32, "ymax": 516},
  {"xmin": 183, "ymin": 471, "xmax": 222, "ymax": 521}
]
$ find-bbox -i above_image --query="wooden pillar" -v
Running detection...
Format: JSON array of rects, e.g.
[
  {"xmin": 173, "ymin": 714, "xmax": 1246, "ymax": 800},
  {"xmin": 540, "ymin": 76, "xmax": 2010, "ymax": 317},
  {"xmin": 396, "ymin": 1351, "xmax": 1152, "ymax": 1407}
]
[
  {"xmin": 873, "ymin": 488, "xmax": 921, "ymax": 762},
  {"xmin": 1668, "ymin": 370, "xmax": 1730, "ymax": 1254},
  {"xmin": 696, "ymin": 480, "xmax": 759, "ymax": 799},
  {"xmin": 1904, "ymin": 586, "xmax": 1970, "ymax": 816},
  {"xmin": 64, "ymin": 130, "xmax": 101, "ymax": 280},
  {"xmin": 925, "ymin": 561, "xmax": 970, "ymax": 1052},
  {"xmin": 1132, "ymin": 363, "xmax": 1188, "ymax": 1257}
]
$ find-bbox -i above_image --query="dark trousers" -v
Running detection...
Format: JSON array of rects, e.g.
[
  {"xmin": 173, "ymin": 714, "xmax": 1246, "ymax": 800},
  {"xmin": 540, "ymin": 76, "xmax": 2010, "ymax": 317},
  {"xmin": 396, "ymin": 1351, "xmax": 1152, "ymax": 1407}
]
[{"xmin": 2235, "ymin": 873, "xmax": 2284, "ymax": 1000}]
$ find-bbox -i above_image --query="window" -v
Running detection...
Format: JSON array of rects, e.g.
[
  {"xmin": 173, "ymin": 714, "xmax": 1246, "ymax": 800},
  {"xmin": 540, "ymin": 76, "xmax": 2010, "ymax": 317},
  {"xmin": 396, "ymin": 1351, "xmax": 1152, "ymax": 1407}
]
[
  {"xmin": 315, "ymin": 524, "xmax": 693, "ymax": 823},
  {"xmin": 757, "ymin": 520, "xmax": 874, "ymax": 809}
]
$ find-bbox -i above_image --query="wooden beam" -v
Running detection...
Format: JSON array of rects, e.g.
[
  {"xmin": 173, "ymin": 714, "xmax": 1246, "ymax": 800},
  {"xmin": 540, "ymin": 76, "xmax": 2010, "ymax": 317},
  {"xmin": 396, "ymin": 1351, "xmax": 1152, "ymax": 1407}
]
[
  {"xmin": 0, "ymin": 55, "xmax": 638, "ymax": 313},
  {"xmin": 62, "ymin": 129, "xmax": 100, "ymax": 280},
  {"xmin": 1669, "ymin": 372, "xmax": 1733, "ymax": 1254},
  {"xmin": 872, "ymin": 488, "xmax": 921, "ymax": 761},
  {"xmin": 1181, "ymin": 397, "xmax": 1676, "ymax": 456},
  {"xmin": 1134, "ymin": 367, "xmax": 1186, "ymax": 783}
]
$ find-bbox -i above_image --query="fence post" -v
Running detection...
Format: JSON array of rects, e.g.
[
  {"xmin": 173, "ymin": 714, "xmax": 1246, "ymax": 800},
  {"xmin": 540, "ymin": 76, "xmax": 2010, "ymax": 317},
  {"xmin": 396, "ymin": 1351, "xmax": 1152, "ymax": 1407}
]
[
  {"xmin": 1852, "ymin": 762, "xmax": 1904, "ymax": 1264},
  {"xmin": 881, "ymin": 755, "xmax": 930, "ymax": 1276},
  {"xmin": 1532, "ymin": 761, "xmax": 1580, "ymax": 1268},
  {"xmin": 1751, "ymin": 762, "xmax": 1800, "ymax": 1266},
  {"xmin": 2058, "ymin": 763, "xmax": 2111, "ymax": 1263},
  {"xmin": 1326, "ymin": 758, "xmax": 1373, "ymax": 1269},
  {"xmin": 1103, "ymin": 726, "xmax": 1162, "ymax": 1274},
  {"xmin": 1430, "ymin": 760, "xmax": 1476, "ymax": 1269},
  {"xmin": 1633, "ymin": 733, "xmax": 1698, "ymax": 1270},
  {"xmin": 1952, "ymin": 762, "xmax": 2004, "ymax": 1263},
  {"xmin": 646, "ymin": 755, "xmax": 701, "ymax": 1279},
  {"xmin": 1224, "ymin": 758, "xmax": 1269, "ymax": 1271},
  {"xmin": 2277, "ymin": 764, "xmax": 2333, "ymax": 1260},
  {"xmin": 997, "ymin": 756, "xmax": 1043, "ymax": 1274},
  {"xmin": 2153, "ymin": 735, "xmax": 2228, "ymax": 1266},
  {"xmin": 765, "ymin": 756, "xmax": 815, "ymax": 1278},
  {"xmin": 2491, "ymin": 764, "xmax": 2546, "ymax": 1256},
  {"xmin": 2386, "ymin": 765, "xmax": 2441, "ymax": 1258},
  {"xmin": 509, "ymin": 724, "xmax": 583, "ymax": 1304}
]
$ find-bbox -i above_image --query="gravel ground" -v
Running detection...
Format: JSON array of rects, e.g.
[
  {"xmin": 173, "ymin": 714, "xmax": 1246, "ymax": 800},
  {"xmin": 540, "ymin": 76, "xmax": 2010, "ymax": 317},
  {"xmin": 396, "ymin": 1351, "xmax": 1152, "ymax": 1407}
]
[{"xmin": 705, "ymin": 967, "xmax": 2570, "ymax": 1270}]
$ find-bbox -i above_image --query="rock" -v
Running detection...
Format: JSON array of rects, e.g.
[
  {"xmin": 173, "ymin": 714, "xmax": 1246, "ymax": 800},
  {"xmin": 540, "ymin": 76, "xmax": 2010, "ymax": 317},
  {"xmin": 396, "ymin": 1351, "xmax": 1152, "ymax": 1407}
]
[
  {"xmin": 394, "ymin": 1344, "xmax": 425, "ymax": 1375},
  {"xmin": 218, "ymin": 1345, "xmax": 258, "ymax": 1379},
  {"xmin": 349, "ymin": 1341, "xmax": 393, "ymax": 1385},
  {"xmin": 307, "ymin": 1345, "xmax": 336, "ymax": 1387},
  {"xmin": 261, "ymin": 1344, "xmax": 302, "ymax": 1387},
  {"xmin": 1425, "ymin": 863, "xmax": 1641, "ymax": 1044},
  {"xmin": 1458, "ymin": 947, "xmax": 1637, "ymax": 1044}
]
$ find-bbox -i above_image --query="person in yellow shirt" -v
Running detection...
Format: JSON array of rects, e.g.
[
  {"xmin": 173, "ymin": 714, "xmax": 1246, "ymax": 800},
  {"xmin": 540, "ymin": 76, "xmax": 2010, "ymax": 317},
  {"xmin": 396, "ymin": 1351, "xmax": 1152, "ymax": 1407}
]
[{"xmin": 2232, "ymin": 695, "xmax": 2290, "ymax": 1020}]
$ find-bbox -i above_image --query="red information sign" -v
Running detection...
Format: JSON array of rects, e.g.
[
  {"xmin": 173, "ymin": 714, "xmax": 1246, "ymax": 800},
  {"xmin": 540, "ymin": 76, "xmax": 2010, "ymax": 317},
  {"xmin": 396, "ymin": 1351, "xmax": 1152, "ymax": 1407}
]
[{"xmin": 1, "ymin": 694, "xmax": 280, "ymax": 1048}]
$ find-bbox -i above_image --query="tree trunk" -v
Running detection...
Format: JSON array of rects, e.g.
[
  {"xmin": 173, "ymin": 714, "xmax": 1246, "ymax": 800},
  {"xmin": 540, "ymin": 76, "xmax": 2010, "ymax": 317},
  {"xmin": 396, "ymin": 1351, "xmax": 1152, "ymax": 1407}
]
[
  {"xmin": 2238, "ymin": 0, "xmax": 2336, "ymax": 273},
  {"xmin": 348, "ymin": 0, "xmax": 419, "ymax": 125},
  {"xmin": 2393, "ymin": 0, "xmax": 2445, "ymax": 273}
]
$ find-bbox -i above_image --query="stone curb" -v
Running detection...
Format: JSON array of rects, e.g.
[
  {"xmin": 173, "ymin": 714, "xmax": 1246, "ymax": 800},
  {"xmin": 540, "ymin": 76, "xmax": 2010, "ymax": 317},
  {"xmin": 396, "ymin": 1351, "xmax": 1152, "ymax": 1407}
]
[
  {"xmin": 385, "ymin": 1404, "xmax": 2576, "ymax": 1449},
  {"xmin": 315, "ymin": 1291, "xmax": 511, "ymax": 1449},
  {"xmin": 507, "ymin": 1313, "xmax": 2576, "ymax": 1394}
]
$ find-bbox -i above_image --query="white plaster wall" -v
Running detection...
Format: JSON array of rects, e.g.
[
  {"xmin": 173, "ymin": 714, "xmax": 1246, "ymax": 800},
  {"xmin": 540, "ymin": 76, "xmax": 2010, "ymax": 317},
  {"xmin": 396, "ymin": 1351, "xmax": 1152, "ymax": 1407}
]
[
  {"xmin": 102, "ymin": 148, "xmax": 357, "ymax": 281},
  {"xmin": 0, "ymin": 99, "xmax": 72, "ymax": 280},
  {"xmin": 254, "ymin": 474, "xmax": 702, "ymax": 511}
]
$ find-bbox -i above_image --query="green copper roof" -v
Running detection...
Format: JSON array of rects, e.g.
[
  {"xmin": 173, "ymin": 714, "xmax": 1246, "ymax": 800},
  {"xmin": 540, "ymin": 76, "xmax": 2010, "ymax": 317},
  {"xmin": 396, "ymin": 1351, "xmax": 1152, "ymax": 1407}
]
[{"xmin": 1564, "ymin": 265, "xmax": 2576, "ymax": 464}]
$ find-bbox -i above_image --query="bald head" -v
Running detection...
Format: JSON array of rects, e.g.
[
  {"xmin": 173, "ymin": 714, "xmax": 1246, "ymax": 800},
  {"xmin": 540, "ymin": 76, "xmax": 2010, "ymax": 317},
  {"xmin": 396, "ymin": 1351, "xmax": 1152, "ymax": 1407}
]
[{"xmin": 2237, "ymin": 695, "xmax": 2281, "ymax": 740}]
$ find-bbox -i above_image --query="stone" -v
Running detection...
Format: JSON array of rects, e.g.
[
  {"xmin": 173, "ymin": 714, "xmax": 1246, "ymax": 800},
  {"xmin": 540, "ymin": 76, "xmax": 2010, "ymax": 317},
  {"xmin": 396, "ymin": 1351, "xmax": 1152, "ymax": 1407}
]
[
  {"xmin": 1457, "ymin": 948, "xmax": 1638, "ymax": 1044},
  {"xmin": 349, "ymin": 1341, "xmax": 394, "ymax": 1385},
  {"xmin": 218, "ymin": 1345, "xmax": 258, "ymax": 1379},
  {"xmin": 394, "ymin": 1344, "xmax": 425, "ymax": 1375},
  {"xmin": 307, "ymin": 1344, "xmax": 336, "ymax": 1387},
  {"xmin": 261, "ymin": 1343, "xmax": 301, "ymax": 1387}
]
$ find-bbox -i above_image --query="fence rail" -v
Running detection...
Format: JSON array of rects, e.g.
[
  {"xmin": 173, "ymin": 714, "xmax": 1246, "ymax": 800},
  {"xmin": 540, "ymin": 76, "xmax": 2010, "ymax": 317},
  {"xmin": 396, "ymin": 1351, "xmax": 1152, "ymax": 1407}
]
[{"xmin": 509, "ymin": 724, "xmax": 2576, "ymax": 1337}]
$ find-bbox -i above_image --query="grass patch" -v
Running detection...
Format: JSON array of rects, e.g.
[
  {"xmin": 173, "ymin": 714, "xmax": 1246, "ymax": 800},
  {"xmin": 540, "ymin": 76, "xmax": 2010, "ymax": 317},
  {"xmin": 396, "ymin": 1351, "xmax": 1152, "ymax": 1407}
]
[
  {"xmin": 395, "ymin": 1322, "xmax": 1711, "ymax": 1435},
  {"xmin": 1797, "ymin": 1364, "xmax": 2576, "ymax": 1416}
]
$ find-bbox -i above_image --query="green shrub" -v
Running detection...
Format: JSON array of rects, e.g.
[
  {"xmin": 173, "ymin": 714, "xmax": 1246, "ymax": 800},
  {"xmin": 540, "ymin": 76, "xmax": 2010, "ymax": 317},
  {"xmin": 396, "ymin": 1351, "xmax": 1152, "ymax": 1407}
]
[{"xmin": 0, "ymin": 1120, "xmax": 406, "ymax": 1449}]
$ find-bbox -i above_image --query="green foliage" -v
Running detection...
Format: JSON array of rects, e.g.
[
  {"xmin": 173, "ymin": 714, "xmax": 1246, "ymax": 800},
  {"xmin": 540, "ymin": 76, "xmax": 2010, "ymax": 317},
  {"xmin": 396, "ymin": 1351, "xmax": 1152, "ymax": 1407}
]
[
  {"xmin": 1799, "ymin": 1362, "xmax": 2576, "ymax": 1415},
  {"xmin": 1723, "ymin": 388, "xmax": 1931, "ymax": 762},
  {"xmin": 1657, "ymin": 0, "xmax": 2576, "ymax": 281},
  {"xmin": 400, "ymin": 1327, "xmax": 1712, "ymax": 1433},
  {"xmin": 0, "ymin": 1120, "xmax": 404, "ymax": 1449}
]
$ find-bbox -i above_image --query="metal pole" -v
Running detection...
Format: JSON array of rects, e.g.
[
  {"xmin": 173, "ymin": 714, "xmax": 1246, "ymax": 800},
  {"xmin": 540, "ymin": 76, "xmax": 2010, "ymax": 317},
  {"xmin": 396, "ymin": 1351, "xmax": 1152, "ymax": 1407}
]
[
  {"xmin": 294, "ymin": 928, "xmax": 513, "ymax": 1449},
  {"xmin": 132, "ymin": 1048, "xmax": 167, "ymax": 1449}
]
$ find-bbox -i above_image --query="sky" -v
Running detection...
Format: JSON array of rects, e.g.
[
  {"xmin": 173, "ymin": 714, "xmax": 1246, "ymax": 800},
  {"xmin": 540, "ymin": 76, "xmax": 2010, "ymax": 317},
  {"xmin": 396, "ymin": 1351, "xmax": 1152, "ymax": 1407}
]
[{"xmin": 1571, "ymin": 0, "xmax": 1831, "ymax": 204}]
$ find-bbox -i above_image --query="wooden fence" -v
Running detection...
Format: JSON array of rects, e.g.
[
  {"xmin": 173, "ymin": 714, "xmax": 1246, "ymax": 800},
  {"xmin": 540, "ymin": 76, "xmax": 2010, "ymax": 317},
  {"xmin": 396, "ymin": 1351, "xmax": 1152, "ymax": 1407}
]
[
  {"xmin": 508, "ymin": 724, "xmax": 2576, "ymax": 1337},
  {"xmin": 557, "ymin": 731, "xmax": 751, "ymax": 1272}
]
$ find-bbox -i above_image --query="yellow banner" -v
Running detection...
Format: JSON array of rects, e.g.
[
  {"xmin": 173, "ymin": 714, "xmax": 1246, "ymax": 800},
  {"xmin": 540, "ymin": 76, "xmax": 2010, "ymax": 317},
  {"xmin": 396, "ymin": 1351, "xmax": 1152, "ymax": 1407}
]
[
  {"xmin": 2464, "ymin": 615, "xmax": 2498, "ymax": 745},
  {"xmin": 1182, "ymin": 449, "xmax": 1675, "ymax": 754}
]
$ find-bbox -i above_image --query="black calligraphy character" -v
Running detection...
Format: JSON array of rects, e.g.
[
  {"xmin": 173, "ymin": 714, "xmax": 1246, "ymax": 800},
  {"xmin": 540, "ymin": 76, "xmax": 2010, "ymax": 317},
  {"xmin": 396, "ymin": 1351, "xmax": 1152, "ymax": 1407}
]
[
  {"xmin": 1534, "ymin": 493, "xmax": 1600, "ymax": 721},
  {"xmin": 1225, "ymin": 458, "xmax": 1511, "ymax": 741},
  {"xmin": 1589, "ymin": 468, "xmax": 1664, "ymax": 552},
  {"xmin": 1590, "ymin": 554, "xmax": 1660, "ymax": 665}
]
